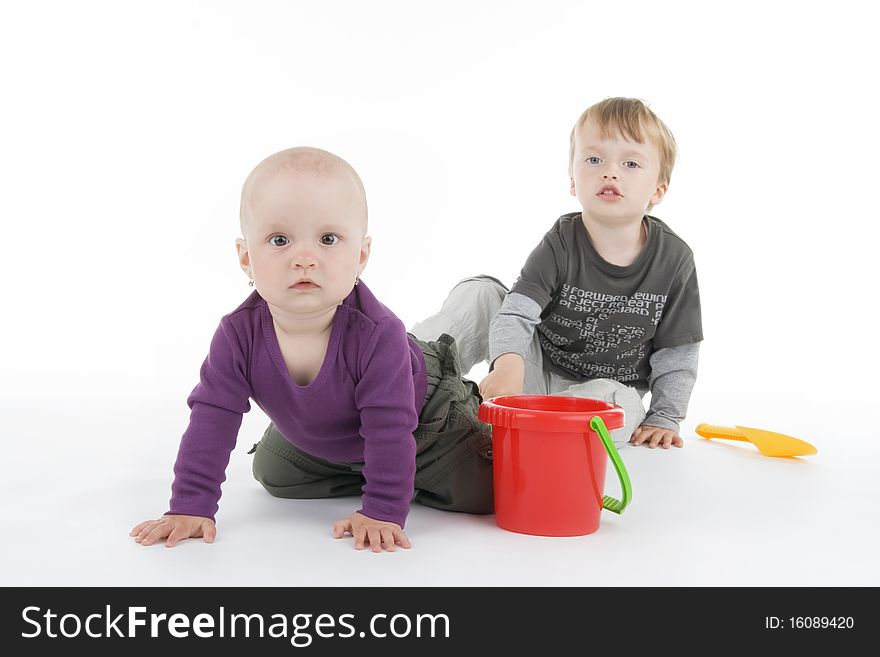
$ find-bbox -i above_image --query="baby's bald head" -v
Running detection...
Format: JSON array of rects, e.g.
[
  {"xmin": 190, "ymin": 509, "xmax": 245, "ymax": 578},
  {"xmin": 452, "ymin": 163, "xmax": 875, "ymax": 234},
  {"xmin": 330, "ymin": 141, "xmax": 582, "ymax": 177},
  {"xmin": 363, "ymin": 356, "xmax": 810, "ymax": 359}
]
[{"xmin": 239, "ymin": 147, "xmax": 368, "ymax": 236}]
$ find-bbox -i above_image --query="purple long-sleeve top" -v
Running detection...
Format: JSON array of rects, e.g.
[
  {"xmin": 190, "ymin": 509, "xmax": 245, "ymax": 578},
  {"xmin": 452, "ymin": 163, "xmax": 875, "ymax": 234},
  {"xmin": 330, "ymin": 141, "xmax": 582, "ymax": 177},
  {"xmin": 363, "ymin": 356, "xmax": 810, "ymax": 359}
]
[{"xmin": 167, "ymin": 281, "xmax": 428, "ymax": 528}]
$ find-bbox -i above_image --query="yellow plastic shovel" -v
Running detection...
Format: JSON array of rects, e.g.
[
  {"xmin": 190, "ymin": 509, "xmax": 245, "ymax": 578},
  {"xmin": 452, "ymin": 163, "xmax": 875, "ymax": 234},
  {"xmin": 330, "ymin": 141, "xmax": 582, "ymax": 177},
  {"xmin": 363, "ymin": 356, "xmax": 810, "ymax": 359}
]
[{"xmin": 695, "ymin": 424, "xmax": 817, "ymax": 458}]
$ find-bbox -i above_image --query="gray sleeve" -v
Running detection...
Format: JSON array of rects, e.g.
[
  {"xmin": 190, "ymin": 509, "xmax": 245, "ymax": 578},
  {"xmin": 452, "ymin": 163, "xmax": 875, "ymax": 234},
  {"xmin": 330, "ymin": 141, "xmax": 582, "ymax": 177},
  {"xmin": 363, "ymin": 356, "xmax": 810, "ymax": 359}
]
[
  {"xmin": 488, "ymin": 292, "xmax": 543, "ymax": 365},
  {"xmin": 509, "ymin": 224, "xmax": 565, "ymax": 309},
  {"xmin": 653, "ymin": 255, "xmax": 703, "ymax": 348},
  {"xmin": 642, "ymin": 341, "xmax": 700, "ymax": 432}
]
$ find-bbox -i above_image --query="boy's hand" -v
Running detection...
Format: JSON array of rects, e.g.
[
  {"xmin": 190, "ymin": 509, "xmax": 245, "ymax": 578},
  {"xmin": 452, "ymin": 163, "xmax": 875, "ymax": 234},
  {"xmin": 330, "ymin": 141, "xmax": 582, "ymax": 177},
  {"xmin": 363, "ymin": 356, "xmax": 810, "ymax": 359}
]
[
  {"xmin": 630, "ymin": 425, "xmax": 683, "ymax": 449},
  {"xmin": 130, "ymin": 514, "xmax": 216, "ymax": 547},
  {"xmin": 479, "ymin": 353, "xmax": 525, "ymax": 399},
  {"xmin": 332, "ymin": 512, "xmax": 412, "ymax": 553}
]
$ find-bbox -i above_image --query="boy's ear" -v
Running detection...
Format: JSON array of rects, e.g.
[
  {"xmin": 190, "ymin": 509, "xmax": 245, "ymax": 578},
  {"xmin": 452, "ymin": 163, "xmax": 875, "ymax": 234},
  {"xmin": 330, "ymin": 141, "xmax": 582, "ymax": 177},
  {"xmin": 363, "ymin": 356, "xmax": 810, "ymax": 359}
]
[
  {"xmin": 570, "ymin": 177, "xmax": 576, "ymax": 196},
  {"xmin": 651, "ymin": 181, "xmax": 669, "ymax": 206},
  {"xmin": 359, "ymin": 236, "xmax": 372, "ymax": 274},
  {"xmin": 235, "ymin": 238, "xmax": 252, "ymax": 278}
]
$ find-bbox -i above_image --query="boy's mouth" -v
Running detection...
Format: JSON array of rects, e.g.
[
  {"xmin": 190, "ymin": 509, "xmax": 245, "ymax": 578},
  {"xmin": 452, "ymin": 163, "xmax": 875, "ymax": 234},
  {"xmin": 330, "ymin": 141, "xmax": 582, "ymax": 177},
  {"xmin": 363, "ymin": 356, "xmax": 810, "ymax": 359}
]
[{"xmin": 597, "ymin": 185, "xmax": 623, "ymax": 199}]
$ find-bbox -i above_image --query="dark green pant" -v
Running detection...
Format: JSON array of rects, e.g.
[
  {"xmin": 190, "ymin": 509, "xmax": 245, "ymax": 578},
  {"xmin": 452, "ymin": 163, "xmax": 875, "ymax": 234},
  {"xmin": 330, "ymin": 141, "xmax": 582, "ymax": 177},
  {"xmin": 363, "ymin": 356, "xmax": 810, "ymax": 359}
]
[{"xmin": 250, "ymin": 333, "xmax": 494, "ymax": 515}]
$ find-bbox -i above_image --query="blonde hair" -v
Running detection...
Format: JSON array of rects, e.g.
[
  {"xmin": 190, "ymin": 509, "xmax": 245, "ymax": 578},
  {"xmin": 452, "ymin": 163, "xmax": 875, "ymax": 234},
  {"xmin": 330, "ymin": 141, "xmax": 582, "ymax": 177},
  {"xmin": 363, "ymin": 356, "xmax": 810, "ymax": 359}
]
[
  {"xmin": 239, "ymin": 146, "xmax": 368, "ymax": 234},
  {"xmin": 568, "ymin": 97, "xmax": 677, "ymax": 187}
]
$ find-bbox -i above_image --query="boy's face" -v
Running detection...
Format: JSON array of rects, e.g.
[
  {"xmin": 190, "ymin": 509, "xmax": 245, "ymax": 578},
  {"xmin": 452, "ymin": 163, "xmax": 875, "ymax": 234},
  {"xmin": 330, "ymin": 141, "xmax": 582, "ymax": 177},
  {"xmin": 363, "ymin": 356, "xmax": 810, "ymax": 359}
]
[
  {"xmin": 570, "ymin": 121, "xmax": 667, "ymax": 222},
  {"xmin": 236, "ymin": 169, "xmax": 370, "ymax": 318}
]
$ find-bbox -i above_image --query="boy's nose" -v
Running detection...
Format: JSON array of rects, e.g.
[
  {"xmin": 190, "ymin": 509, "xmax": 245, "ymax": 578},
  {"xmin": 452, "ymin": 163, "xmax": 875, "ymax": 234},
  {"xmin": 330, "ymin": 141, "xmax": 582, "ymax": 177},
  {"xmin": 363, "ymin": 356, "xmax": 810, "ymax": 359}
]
[{"xmin": 601, "ymin": 169, "xmax": 619, "ymax": 180}]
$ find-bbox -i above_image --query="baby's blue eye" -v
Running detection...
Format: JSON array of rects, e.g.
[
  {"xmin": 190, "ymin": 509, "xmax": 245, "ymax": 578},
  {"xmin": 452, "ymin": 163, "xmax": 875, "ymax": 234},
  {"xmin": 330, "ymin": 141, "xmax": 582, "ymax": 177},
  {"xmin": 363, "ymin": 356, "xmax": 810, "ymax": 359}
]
[
  {"xmin": 586, "ymin": 157, "xmax": 602, "ymax": 165},
  {"xmin": 623, "ymin": 161, "xmax": 641, "ymax": 169},
  {"xmin": 270, "ymin": 235, "xmax": 289, "ymax": 247},
  {"xmin": 320, "ymin": 234, "xmax": 339, "ymax": 246}
]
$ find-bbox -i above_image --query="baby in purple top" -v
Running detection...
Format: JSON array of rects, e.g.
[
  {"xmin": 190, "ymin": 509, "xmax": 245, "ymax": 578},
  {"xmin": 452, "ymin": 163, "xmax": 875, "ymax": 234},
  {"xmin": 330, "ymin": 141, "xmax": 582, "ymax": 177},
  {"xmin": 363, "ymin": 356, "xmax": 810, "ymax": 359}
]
[{"xmin": 131, "ymin": 147, "xmax": 493, "ymax": 552}]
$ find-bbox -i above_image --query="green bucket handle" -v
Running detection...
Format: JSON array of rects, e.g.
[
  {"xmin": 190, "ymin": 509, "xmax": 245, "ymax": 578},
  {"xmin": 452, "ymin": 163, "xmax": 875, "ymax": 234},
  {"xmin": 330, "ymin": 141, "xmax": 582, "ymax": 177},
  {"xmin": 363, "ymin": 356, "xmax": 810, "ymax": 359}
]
[{"xmin": 590, "ymin": 416, "xmax": 632, "ymax": 515}]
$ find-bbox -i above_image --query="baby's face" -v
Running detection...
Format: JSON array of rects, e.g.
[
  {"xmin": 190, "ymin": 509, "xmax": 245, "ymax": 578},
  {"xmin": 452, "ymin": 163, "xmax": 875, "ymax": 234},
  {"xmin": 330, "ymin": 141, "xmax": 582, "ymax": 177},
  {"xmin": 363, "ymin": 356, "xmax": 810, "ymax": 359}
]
[
  {"xmin": 238, "ymin": 168, "xmax": 369, "ymax": 318},
  {"xmin": 570, "ymin": 121, "xmax": 667, "ymax": 222}
]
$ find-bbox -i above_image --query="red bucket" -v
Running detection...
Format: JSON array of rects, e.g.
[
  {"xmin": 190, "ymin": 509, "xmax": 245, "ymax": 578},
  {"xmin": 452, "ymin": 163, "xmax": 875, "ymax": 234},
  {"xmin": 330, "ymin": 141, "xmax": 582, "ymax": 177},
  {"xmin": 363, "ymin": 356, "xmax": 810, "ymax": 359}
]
[{"xmin": 478, "ymin": 395, "xmax": 632, "ymax": 537}]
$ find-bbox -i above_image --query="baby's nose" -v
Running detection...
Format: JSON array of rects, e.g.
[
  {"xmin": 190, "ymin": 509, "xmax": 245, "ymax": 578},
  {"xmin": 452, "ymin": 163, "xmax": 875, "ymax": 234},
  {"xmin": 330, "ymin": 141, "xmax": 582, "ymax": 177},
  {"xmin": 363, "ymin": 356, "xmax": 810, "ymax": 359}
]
[{"xmin": 291, "ymin": 247, "xmax": 318, "ymax": 268}]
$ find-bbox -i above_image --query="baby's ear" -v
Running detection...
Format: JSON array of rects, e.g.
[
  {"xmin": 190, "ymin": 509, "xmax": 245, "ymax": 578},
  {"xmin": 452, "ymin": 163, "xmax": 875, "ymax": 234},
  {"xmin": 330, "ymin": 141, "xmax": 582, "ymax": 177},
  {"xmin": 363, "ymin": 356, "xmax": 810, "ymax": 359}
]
[
  {"xmin": 359, "ymin": 236, "xmax": 372, "ymax": 270},
  {"xmin": 235, "ymin": 238, "xmax": 252, "ymax": 276},
  {"xmin": 569, "ymin": 177, "xmax": 576, "ymax": 196}
]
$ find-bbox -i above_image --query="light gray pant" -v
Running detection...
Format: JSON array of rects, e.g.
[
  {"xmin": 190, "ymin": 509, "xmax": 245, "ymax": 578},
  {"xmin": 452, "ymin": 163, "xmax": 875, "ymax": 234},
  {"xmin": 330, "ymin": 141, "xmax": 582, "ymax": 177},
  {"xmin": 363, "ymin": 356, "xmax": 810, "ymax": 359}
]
[{"xmin": 410, "ymin": 276, "xmax": 646, "ymax": 445}]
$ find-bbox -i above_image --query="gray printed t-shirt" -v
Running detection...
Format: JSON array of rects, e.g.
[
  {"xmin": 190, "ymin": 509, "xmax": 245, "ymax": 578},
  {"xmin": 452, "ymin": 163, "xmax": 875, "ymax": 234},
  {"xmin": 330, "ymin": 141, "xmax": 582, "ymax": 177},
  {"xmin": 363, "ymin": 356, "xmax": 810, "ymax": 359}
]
[{"xmin": 510, "ymin": 212, "xmax": 703, "ymax": 389}]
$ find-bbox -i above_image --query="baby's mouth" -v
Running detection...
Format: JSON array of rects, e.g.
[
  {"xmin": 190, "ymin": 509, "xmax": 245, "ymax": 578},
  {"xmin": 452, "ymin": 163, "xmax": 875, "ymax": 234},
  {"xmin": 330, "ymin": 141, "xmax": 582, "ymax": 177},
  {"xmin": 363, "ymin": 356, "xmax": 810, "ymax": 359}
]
[{"xmin": 290, "ymin": 280, "xmax": 319, "ymax": 290}]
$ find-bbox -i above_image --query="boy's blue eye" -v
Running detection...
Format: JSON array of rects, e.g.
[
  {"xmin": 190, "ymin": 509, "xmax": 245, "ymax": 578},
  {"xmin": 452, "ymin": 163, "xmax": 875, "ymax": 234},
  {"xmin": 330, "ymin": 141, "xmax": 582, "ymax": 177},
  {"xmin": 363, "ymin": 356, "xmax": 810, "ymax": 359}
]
[
  {"xmin": 270, "ymin": 235, "xmax": 289, "ymax": 247},
  {"xmin": 623, "ymin": 161, "xmax": 641, "ymax": 169},
  {"xmin": 320, "ymin": 234, "xmax": 339, "ymax": 246},
  {"xmin": 586, "ymin": 157, "xmax": 602, "ymax": 165}
]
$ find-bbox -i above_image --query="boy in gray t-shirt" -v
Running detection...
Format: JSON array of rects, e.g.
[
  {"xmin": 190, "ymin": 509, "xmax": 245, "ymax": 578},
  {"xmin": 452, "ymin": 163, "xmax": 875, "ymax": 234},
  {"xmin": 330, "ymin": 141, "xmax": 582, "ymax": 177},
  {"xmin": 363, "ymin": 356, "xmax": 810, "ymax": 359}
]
[{"xmin": 412, "ymin": 97, "xmax": 702, "ymax": 448}]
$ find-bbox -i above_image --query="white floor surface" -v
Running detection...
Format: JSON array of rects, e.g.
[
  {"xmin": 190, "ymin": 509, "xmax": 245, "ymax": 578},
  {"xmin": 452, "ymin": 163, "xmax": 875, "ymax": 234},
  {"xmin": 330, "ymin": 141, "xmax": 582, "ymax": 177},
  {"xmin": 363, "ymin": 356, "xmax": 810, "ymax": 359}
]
[{"xmin": 3, "ymin": 377, "xmax": 877, "ymax": 588}]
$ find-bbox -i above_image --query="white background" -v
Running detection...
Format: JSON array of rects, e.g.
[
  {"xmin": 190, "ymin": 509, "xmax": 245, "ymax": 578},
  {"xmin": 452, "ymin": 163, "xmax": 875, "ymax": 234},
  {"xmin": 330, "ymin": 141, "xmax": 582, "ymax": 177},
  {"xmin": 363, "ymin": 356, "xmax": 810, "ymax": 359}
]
[{"xmin": 2, "ymin": 0, "xmax": 878, "ymax": 586}]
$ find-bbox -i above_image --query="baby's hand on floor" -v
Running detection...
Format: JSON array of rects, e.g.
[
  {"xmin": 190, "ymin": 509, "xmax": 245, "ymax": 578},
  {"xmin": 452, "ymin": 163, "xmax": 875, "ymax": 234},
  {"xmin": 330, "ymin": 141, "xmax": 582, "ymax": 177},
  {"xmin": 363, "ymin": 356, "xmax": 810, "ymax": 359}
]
[
  {"xmin": 130, "ymin": 514, "xmax": 216, "ymax": 547},
  {"xmin": 332, "ymin": 512, "xmax": 411, "ymax": 553},
  {"xmin": 630, "ymin": 425, "xmax": 683, "ymax": 449}
]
